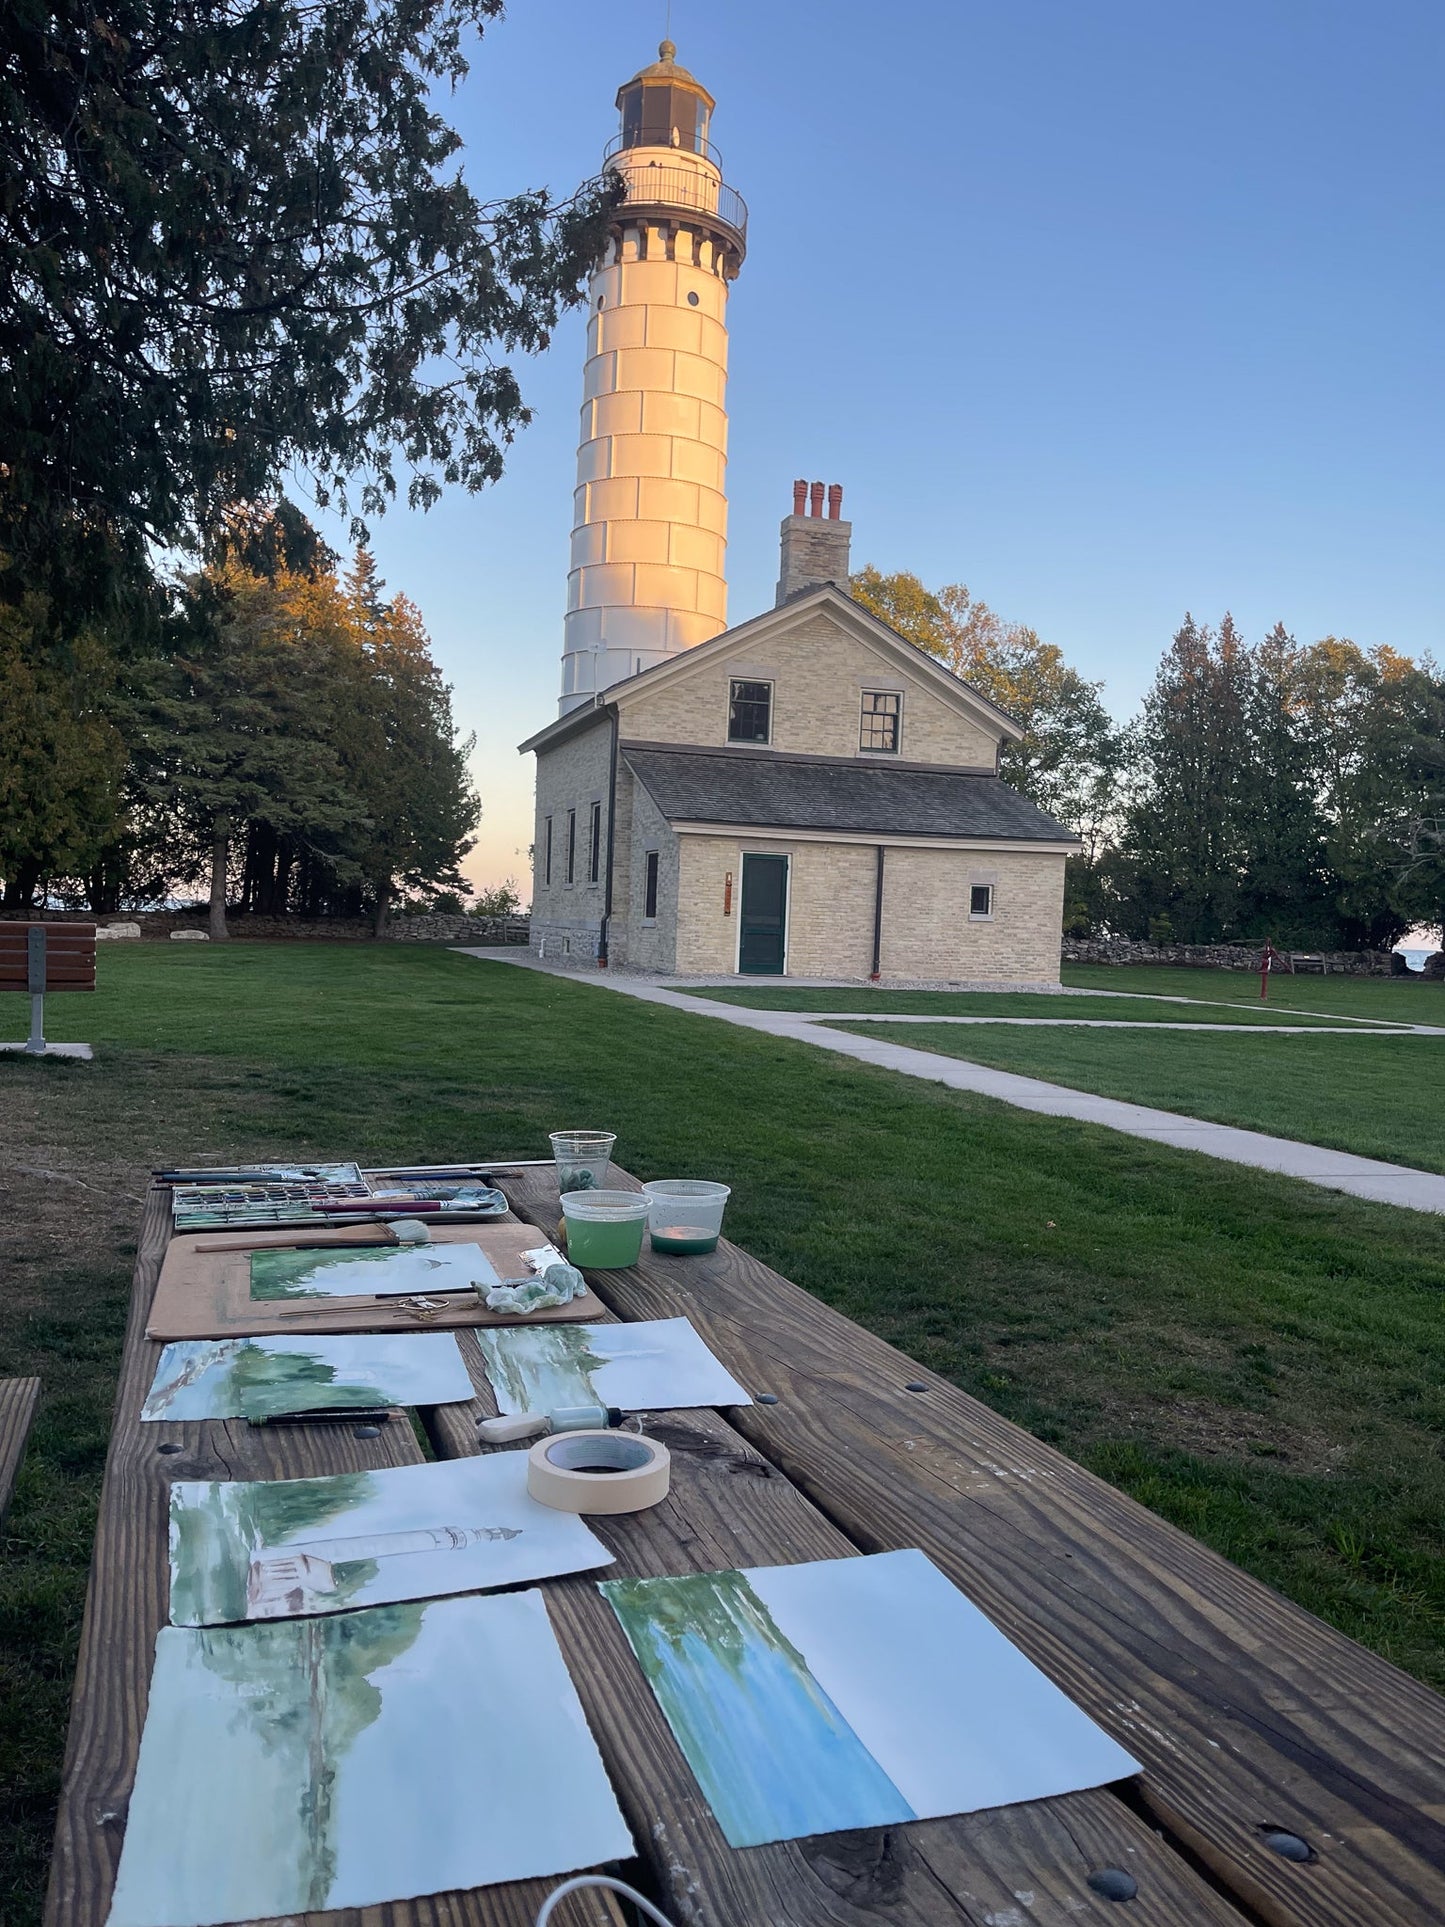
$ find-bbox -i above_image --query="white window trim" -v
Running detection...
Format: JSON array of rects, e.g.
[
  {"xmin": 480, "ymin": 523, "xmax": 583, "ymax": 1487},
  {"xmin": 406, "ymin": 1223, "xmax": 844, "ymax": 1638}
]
[
  {"xmin": 859, "ymin": 687, "xmax": 903, "ymax": 756},
  {"xmin": 968, "ymin": 882, "xmax": 996, "ymax": 921},
  {"xmin": 726, "ymin": 676, "xmax": 774, "ymax": 748}
]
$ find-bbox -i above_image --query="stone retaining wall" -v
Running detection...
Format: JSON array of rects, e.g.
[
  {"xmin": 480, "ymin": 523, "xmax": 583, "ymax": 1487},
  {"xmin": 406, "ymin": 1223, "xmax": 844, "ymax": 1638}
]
[
  {"xmin": 1062, "ymin": 936, "xmax": 1394, "ymax": 975},
  {"xmin": 0, "ymin": 909, "xmax": 530, "ymax": 944}
]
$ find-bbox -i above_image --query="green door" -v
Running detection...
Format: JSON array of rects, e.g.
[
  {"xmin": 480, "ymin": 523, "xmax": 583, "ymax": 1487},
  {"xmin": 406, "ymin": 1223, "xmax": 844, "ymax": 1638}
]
[{"xmin": 739, "ymin": 855, "xmax": 788, "ymax": 974}]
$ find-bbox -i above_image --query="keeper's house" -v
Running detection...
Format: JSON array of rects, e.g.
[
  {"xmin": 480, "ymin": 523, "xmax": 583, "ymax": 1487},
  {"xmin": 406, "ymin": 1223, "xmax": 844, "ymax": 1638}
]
[{"xmin": 520, "ymin": 497, "xmax": 1080, "ymax": 985}]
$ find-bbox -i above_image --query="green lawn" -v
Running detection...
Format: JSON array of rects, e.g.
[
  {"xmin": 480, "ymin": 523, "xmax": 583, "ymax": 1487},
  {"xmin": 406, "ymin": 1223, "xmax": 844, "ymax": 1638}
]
[
  {"xmin": 828, "ymin": 1021, "xmax": 1445, "ymax": 1175},
  {"xmin": 2, "ymin": 945, "xmax": 1443, "ymax": 1918},
  {"xmin": 1063, "ymin": 961, "xmax": 1445, "ymax": 1024},
  {"xmin": 685, "ymin": 986, "xmax": 1375, "ymax": 1026}
]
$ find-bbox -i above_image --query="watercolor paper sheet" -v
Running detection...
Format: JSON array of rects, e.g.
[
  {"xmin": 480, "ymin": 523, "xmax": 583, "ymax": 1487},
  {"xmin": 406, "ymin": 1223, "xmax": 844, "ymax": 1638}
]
[
  {"xmin": 477, "ymin": 1316, "xmax": 750, "ymax": 1416},
  {"xmin": 169, "ymin": 1452, "xmax": 613, "ymax": 1624},
  {"xmin": 602, "ymin": 1548, "xmax": 1141, "ymax": 1847},
  {"xmin": 249, "ymin": 1241, "xmax": 501, "ymax": 1301},
  {"xmin": 105, "ymin": 1590, "xmax": 633, "ymax": 1927},
  {"xmin": 140, "ymin": 1333, "xmax": 474, "ymax": 1421}
]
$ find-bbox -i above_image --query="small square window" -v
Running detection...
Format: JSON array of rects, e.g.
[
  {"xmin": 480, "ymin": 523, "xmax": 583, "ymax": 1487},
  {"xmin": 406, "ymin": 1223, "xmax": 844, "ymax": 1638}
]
[
  {"xmin": 861, "ymin": 690, "xmax": 900, "ymax": 753},
  {"xmin": 728, "ymin": 679, "xmax": 772, "ymax": 744},
  {"xmin": 969, "ymin": 884, "xmax": 994, "ymax": 919},
  {"xmin": 644, "ymin": 850, "xmax": 660, "ymax": 920}
]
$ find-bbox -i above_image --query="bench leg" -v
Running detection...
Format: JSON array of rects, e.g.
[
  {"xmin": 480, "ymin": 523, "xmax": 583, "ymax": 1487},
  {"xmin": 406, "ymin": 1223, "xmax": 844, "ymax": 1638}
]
[{"xmin": 24, "ymin": 993, "xmax": 46, "ymax": 1054}]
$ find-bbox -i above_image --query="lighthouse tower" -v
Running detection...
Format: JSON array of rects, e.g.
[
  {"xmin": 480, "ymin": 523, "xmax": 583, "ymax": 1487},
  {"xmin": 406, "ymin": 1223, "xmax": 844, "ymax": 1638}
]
[{"xmin": 558, "ymin": 43, "xmax": 747, "ymax": 714}]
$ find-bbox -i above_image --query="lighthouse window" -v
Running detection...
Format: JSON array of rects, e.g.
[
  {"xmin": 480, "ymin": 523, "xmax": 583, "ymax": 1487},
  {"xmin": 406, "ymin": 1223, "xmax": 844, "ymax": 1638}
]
[
  {"xmin": 687, "ymin": 291, "xmax": 700, "ymax": 306},
  {"xmin": 728, "ymin": 679, "xmax": 773, "ymax": 745}
]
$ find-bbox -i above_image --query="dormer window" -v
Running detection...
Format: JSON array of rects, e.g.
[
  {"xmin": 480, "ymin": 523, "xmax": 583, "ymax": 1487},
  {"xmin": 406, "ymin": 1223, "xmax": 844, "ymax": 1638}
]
[
  {"xmin": 860, "ymin": 690, "xmax": 901, "ymax": 754},
  {"xmin": 728, "ymin": 679, "xmax": 772, "ymax": 744}
]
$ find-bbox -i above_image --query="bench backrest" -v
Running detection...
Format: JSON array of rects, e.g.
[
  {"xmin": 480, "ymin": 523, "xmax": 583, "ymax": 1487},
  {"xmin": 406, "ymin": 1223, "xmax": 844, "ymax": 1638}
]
[{"xmin": 0, "ymin": 923, "xmax": 98, "ymax": 993}]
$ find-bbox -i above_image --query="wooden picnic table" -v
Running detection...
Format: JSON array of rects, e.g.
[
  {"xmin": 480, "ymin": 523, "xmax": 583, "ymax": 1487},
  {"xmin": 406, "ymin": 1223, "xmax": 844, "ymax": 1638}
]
[{"xmin": 46, "ymin": 1166, "xmax": 1445, "ymax": 1927}]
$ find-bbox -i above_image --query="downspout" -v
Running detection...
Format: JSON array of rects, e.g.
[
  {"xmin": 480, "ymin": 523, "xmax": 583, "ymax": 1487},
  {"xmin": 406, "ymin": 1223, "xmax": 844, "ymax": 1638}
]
[
  {"xmin": 870, "ymin": 845, "xmax": 885, "ymax": 981},
  {"xmin": 597, "ymin": 705, "xmax": 619, "ymax": 968}
]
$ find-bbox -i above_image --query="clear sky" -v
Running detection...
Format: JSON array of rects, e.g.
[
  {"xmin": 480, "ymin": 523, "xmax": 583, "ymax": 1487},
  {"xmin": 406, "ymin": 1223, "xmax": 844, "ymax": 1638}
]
[{"xmin": 318, "ymin": 0, "xmax": 1443, "ymax": 896}]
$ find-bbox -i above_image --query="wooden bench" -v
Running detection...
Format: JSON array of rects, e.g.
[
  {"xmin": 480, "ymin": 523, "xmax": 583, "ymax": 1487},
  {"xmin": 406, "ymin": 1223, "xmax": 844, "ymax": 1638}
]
[
  {"xmin": 0, "ymin": 922, "xmax": 97, "ymax": 1055},
  {"xmin": 0, "ymin": 1377, "xmax": 42, "ymax": 1533}
]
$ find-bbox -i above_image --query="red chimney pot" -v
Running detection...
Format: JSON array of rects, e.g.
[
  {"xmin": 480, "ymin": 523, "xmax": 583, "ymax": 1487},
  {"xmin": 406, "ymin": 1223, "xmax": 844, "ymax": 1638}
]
[
  {"xmin": 809, "ymin": 481, "xmax": 824, "ymax": 518},
  {"xmin": 827, "ymin": 484, "xmax": 843, "ymax": 521},
  {"xmin": 792, "ymin": 479, "xmax": 807, "ymax": 515}
]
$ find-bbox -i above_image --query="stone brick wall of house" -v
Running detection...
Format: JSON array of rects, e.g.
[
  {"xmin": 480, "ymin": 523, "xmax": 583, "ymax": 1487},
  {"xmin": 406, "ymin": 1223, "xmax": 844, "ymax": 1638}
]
[
  {"xmin": 664, "ymin": 837, "xmax": 1063, "ymax": 982},
  {"xmin": 530, "ymin": 717, "xmax": 612, "ymax": 963},
  {"xmin": 615, "ymin": 608, "xmax": 1000, "ymax": 767},
  {"xmin": 1062, "ymin": 936, "xmax": 1396, "ymax": 975},
  {"xmin": 672, "ymin": 835, "xmax": 877, "ymax": 976},
  {"xmin": 619, "ymin": 783, "xmax": 680, "ymax": 973},
  {"xmin": 880, "ymin": 848, "xmax": 1065, "ymax": 984},
  {"xmin": 0, "ymin": 909, "xmax": 529, "ymax": 943}
]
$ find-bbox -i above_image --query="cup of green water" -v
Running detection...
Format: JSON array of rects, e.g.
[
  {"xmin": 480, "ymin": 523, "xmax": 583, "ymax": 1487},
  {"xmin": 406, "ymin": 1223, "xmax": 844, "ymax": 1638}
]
[
  {"xmin": 560, "ymin": 1189, "xmax": 649, "ymax": 1269},
  {"xmin": 550, "ymin": 1129, "xmax": 616, "ymax": 1194},
  {"xmin": 642, "ymin": 1180, "xmax": 731, "ymax": 1255}
]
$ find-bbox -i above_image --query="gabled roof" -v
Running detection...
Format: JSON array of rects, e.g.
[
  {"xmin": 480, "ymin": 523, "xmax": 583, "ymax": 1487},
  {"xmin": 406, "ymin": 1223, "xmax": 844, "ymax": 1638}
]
[
  {"xmin": 518, "ymin": 584, "xmax": 1025, "ymax": 757},
  {"xmin": 622, "ymin": 744, "xmax": 1079, "ymax": 845}
]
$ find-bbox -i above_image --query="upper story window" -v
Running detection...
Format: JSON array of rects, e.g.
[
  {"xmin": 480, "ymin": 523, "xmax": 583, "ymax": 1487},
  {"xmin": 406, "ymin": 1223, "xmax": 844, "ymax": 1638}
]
[
  {"xmin": 969, "ymin": 884, "xmax": 994, "ymax": 920},
  {"xmin": 728, "ymin": 679, "xmax": 772, "ymax": 744},
  {"xmin": 860, "ymin": 690, "xmax": 901, "ymax": 754}
]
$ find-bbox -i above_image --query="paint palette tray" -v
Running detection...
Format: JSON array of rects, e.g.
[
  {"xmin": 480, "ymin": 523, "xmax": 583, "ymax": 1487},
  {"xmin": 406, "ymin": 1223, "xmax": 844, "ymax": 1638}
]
[{"xmin": 172, "ymin": 1181, "xmax": 375, "ymax": 1232}]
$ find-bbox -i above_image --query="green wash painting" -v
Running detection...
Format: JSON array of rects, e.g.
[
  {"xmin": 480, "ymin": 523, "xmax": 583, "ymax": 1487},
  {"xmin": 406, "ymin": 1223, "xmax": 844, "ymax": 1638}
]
[
  {"xmin": 477, "ymin": 1316, "xmax": 749, "ymax": 1416},
  {"xmin": 141, "ymin": 1334, "xmax": 476, "ymax": 1421},
  {"xmin": 169, "ymin": 1455, "xmax": 612, "ymax": 1625},
  {"xmin": 106, "ymin": 1591, "xmax": 634, "ymax": 1927},
  {"xmin": 249, "ymin": 1242, "xmax": 500, "ymax": 1300}
]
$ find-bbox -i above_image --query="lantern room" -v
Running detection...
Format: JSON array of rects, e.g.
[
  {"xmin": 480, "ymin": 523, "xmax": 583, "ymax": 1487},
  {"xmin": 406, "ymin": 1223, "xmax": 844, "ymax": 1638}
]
[{"xmin": 615, "ymin": 40, "xmax": 716, "ymax": 158}]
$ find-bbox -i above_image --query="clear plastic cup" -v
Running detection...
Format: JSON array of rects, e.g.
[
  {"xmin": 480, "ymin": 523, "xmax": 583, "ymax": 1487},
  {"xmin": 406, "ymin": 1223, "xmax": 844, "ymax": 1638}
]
[
  {"xmin": 560, "ymin": 1189, "xmax": 649, "ymax": 1269},
  {"xmin": 550, "ymin": 1130, "xmax": 616, "ymax": 1195},
  {"xmin": 642, "ymin": 1180, "xmax": 731, "ymax": 1256}
]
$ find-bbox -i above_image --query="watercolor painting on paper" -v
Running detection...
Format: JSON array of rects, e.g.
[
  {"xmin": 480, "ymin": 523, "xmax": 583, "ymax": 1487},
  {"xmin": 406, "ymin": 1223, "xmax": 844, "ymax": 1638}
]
[
  {"xmin": 477, "ymin": 1316, "xmax": 749, "ymax": 1417},
  {"xmin": 140, "ymin": 1333, "xmax": 474, "ymax": 1421},
  {"xmin": 169, "ymin": 1452, "xmax": 613, "ymax": 1624},
  {"xmin": 602, "ymin": 1548, "xmax": 1140, "ymax": 1847},
  {"xmin": 249, "ymin": 1242, "xmax": 500, "ymax": 1301},
  {"xmin": 105, "ymin": 1591, "xmax": 633, "ymax": 1927}
]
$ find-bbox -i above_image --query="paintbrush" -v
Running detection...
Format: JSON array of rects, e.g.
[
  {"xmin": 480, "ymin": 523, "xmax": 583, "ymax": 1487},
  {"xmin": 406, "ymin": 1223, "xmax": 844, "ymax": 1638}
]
[{"xmin": 246, "ymin": 1408, "xmax": 394, "ymax": 1428}]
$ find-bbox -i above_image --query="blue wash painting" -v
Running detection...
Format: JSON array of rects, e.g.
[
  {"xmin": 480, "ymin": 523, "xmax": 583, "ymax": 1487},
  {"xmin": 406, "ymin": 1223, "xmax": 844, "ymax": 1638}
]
[{"xmin": 601, "ymin": 1567, "xmax": 914, "ymax": 1847}]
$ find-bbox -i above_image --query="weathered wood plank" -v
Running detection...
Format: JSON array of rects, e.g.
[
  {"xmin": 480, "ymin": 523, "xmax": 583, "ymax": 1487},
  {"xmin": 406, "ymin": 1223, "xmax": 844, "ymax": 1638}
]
[
  {"xmin": 500, "ymin": 1165, "xmax": 1445, "ymax": 1927},
  {"xmin": 0, "ymin": 1374, "xmax": 42, "ymax": 1530},
  {"xmin": 425, "ymin": 1326, "xmax": 1249, "ymax": 1926},
  {"xmin": 44, "ymin": 1191, "xmax": 625, "ymax": 1927}
]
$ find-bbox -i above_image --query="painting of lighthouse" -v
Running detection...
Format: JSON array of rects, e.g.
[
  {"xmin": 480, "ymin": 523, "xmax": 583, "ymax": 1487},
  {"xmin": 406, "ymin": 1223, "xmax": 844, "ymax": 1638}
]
[{"xmin": 169, "ymin": 1452, "xmax": 613, "ymax": 1624}]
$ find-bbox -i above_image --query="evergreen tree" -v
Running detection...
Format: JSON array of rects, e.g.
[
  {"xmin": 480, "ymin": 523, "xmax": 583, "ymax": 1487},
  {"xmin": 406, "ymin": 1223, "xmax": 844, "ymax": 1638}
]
[
  {"xmin": 0, "ymin": 598, "xmax": 128, "ymax": 905},
  {"xmin": 340, "ymin": 552, "xmax": 480, "ymax": 934},
  {"xmin": 1236, "ymin": 623, "xmax": 1331, "ymax": 941},
  {"xmin": 1115, "ymin": 615, "xmax": 1255, "ymax": 942},
  {"xmin": 1, "ymin": 0, "xmax": 618, "ymax": 626}
]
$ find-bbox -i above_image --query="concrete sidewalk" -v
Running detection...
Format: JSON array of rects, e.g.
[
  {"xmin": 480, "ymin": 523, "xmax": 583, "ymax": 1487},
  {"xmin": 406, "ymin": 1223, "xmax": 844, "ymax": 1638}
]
[{"xmin": 455, "ymin": 950, "xmax": 1445, "ymax": 1217}]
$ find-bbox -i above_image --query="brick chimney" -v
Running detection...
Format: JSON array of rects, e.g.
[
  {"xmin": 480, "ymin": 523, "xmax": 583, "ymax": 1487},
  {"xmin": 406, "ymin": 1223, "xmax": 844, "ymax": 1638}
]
[{"xmin": 775, "ymin": 479, "xmax": 852, "ymax": 605}]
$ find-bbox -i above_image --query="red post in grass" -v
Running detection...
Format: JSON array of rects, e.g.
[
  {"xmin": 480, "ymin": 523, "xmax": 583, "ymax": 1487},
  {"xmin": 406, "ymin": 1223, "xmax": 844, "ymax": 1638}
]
[{"xmin": 1259, "ymin": 938, "xmax": 1284, "ymax": 1000}]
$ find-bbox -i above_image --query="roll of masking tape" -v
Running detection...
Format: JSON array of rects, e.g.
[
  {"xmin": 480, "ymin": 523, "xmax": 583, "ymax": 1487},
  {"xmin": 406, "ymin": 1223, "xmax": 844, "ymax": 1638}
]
[{"xmin": 526, "ymin": 1430, "xmax": 670, "ymax": 1515}]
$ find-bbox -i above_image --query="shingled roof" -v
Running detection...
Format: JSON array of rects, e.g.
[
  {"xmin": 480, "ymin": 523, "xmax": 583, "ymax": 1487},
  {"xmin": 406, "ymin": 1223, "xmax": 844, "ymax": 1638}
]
[{"xmin": 621, "ymin": 745, "xmax": 1078, "ymax": 843}]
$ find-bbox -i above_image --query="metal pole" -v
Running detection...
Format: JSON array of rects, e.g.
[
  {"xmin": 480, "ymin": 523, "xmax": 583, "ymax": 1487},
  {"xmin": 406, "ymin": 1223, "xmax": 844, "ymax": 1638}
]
[{"xmin": 24, "ymin": 925, "xmax": 47, "ymax": 1053}]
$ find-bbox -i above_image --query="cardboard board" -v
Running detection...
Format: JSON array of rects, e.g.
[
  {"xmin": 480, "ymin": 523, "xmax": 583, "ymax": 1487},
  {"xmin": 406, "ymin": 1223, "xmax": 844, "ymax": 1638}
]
[{"xmin": 146, "ymin": 1222, "xmax": 603, "ymax": 1339}]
